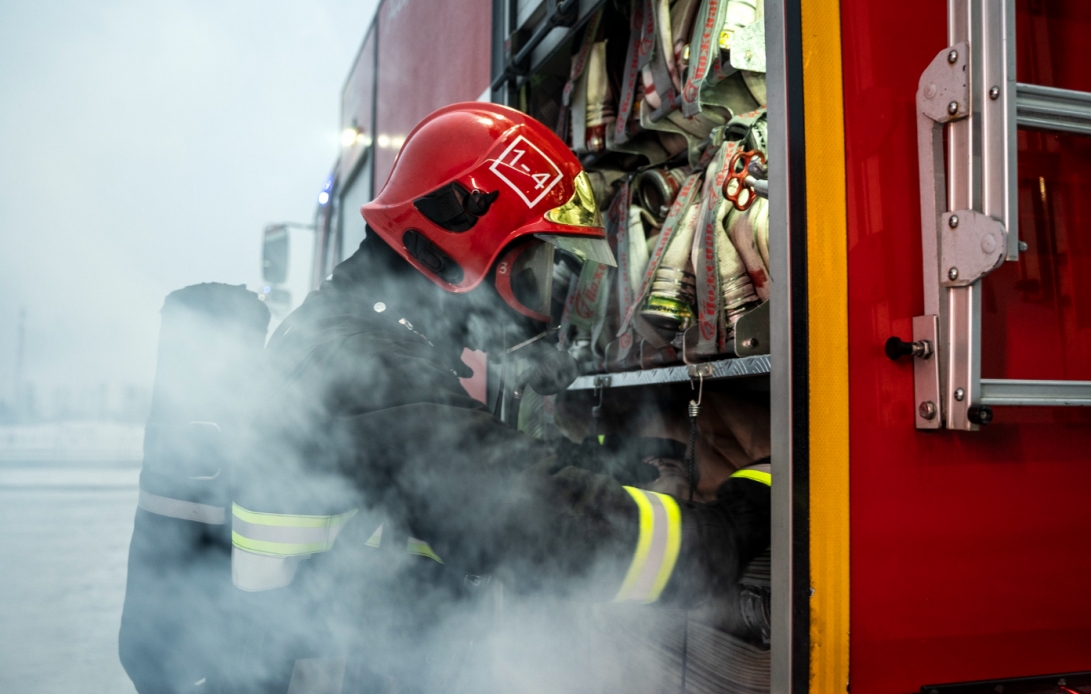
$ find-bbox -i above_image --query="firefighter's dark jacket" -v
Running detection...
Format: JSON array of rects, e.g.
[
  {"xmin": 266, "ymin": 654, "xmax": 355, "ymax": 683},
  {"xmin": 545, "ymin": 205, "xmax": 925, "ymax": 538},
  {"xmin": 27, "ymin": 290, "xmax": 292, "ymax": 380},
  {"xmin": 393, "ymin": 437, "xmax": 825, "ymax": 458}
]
[
  {"xmin": 244, "ymin": 247, "xmax": 628, "ymax": 596},
  {"xmin": 243, "ymin": 237, "xmax": 770, "ymax": 608}
]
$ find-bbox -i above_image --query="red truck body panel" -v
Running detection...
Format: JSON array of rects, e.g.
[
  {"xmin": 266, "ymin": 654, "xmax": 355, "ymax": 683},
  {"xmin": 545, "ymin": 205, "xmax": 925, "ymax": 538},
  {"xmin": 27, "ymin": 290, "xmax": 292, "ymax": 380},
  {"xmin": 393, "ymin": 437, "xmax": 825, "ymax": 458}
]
[
  {"xmin": 373, "ymin": 0, "xmax": 492, "ymax": 195},
  {"xmin": 340, "ymin": 26, "xmax": 377, "ymax": 185},
  {"xmin": 842, "ymin": 1, "xmax": 1091, "ymax": 691}
]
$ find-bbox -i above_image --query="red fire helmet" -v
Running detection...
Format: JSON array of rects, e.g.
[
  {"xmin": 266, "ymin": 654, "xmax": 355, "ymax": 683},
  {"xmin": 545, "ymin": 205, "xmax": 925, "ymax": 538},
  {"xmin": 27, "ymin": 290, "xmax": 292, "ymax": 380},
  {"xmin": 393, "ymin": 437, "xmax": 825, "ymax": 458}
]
[{"xmin": 361, "ymin": 102, "xmax": 614, "ymax": 321}]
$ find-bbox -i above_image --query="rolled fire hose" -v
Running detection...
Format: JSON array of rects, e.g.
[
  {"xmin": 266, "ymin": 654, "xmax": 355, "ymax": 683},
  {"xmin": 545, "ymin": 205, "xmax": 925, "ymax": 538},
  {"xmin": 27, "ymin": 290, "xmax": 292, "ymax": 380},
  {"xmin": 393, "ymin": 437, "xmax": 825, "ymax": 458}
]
[
  {"xmin": 584, "ymin": 41, "xmax": 615, "ymax": 152},
  {"xmin": 565, "ymin": 10, "xmax": 604, "ymax": 153},
  {"xmin": 726, "ymin": 196, "xmax": 771, "ymax": 301},
  {"xmin": 716, "ymin": 207, "xmax": 761, "ymax": 336},
  {"xmin": 754, "ymin": 194, "xmax": 770, "ymax": 274},
  {"xmin": 640, "ymin": 0, "xmax": 680, "ymax": 113},
  {"xmin": 633, "ymin": 167, "xmax": 687, "ymax": 224},
  {"xmin": 641, "ymin": 199, "xmax": 702, "ymax": 333},
  {"xmin": 687, "ymin": 138, "xmax": 764, "ymax": 352}
]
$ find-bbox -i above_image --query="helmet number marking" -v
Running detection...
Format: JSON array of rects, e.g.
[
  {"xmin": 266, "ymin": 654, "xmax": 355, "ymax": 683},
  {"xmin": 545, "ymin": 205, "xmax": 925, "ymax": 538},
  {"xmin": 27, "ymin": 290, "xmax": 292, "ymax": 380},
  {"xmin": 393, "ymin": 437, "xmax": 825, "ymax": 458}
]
[
  {"xmin": 506, "ymin": 149, "xmax": 552, "ymax": 190},
  {"xmin": 489, "ymin": 135, "xmax": 563, "ymax": 208}
]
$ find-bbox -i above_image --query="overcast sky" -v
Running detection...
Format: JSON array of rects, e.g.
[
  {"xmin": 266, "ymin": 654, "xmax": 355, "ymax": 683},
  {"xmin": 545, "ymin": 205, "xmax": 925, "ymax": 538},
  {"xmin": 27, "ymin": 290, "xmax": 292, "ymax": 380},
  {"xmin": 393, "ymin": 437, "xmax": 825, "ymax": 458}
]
[{"xmin": 0, "ymin": 0, "xmax": 378, "ymax": 410}]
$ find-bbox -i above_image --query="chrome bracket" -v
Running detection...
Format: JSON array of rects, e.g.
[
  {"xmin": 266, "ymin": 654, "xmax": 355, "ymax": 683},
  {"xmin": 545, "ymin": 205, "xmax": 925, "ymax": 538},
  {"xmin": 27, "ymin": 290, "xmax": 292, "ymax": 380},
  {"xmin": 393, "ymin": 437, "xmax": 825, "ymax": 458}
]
[
  {"xmin": 939, "ymin": 209, "xmax": 1006, "ymax": 287},
  {"xmin": 913, "ymin": 315, "xmax": 942, "ymax": 429},
  {"xmin": 916, "ymin": 41, "xmax": 970, "ymax": 319},
  {"xmin": 915, "ymin": 41, "xmax": 972, "ymax": 431},
  {"xmin": 687, "ymin": 363, "xmax": 715, "ymax": 380}
]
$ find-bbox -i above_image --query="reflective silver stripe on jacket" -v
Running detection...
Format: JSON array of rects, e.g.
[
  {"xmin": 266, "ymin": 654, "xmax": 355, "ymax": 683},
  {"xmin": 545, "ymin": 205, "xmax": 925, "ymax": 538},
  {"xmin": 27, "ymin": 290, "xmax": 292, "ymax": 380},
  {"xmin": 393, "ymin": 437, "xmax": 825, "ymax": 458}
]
[
  {"xmin": 232, "ymin": 548, "xmax": 301, "ymax": 592},
  {"xmin": 231, "ymin": 504, "xmax": 357, "ymax": 557},
  {"xmin": 231, "ymin": 505, "xmax": 357, "ymax": 592},
  {"xmin": 138, "ymin": 489, "xmax": 226, "ymax": 525}
]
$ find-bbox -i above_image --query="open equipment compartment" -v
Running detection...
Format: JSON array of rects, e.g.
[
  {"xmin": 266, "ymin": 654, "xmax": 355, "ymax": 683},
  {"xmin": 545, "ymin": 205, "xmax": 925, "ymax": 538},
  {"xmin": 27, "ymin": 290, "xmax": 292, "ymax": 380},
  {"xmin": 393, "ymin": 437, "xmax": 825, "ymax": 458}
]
[{"xmin": 490, "ymin": 1, "xmax": 783, "ymax": 691}]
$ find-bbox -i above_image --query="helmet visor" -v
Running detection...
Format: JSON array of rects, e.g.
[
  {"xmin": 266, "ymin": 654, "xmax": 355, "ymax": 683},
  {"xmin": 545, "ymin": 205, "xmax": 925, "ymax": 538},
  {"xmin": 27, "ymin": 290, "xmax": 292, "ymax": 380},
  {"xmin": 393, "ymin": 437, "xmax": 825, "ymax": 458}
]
[
  {"xmin": 544, "ymin": 171, "xmax": 602, "ymax": 229},
  {"xmin": 536, "ymin": 234, "xmax": 617, "ymax": 267},
  {"xmin": 496, "ymin": 240, "xmax": 555, "ymax": 322}
]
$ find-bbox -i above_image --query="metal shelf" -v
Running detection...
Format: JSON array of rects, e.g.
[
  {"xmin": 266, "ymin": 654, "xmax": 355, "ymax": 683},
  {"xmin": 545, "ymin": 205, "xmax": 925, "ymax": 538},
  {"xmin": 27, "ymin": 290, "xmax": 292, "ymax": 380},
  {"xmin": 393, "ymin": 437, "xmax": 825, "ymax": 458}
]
[{"xmin": 566, "ymin": 355, "xmax": 771, "ymax": 390}]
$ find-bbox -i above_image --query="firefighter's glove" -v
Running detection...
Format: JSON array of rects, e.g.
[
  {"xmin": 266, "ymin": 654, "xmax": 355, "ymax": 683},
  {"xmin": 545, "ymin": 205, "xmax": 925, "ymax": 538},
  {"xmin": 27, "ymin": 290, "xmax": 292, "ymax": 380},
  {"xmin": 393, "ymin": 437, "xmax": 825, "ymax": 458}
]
[
  {"xmin": 511, "ymin": 341, "xmax": 579, "ymax": 396},
  {"xmin": 552, "ymin": 437, "xmax": 613, "ymax": 474},
  {"xmin": 668, "ymin": 472, "xmax": 771, "ymax": 642},
  {"xmin": 552, "ymin": 435, "xmax": 666, "ymax": 487}
]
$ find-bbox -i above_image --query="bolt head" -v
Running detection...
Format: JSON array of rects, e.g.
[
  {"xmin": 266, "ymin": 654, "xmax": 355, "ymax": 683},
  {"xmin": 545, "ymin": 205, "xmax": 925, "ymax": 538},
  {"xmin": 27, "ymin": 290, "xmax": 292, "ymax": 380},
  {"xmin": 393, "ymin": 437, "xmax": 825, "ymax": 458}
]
[
  {"xmin": 955, "ymin": 387, "xmax": 965, "ymax": 402},
  {"xmin": 1018, "ymin": 240, "xmax": 1028, "ymax": 252},
  {"xmin": 989, "ymin": 86, "xmax": 1000, "ymax": 100},
  {"xmin": 919, "ymin": 401, "xmax": 937, "ymax": 420},
  {"xmin": 373, "ymin": 302, "xmax": 386, "ymax": 313},
  {"xmin": 743, "ymin": 337, "xmax": 759, "ymax": 348},
  {"xmin": 947, "ymin": 101, "xmax": 959, "ymax": 115},
  {"xmin": 981, "ymin": 232, "xmax": 997, "ymax": 253},
  {"xmin": 948, "ymin": 214, "xmax": 959, "ymax": 228},
  {"xmin": 968, "ymin": 405, "xmax": 994, "ymax": 426},
  {"xmin": 947, "ymin": 49, "xmax": 958, "ymax": 64},
  {"xmin": 948, "ymin": 267, "xmax": 959, "ymax": 280}
]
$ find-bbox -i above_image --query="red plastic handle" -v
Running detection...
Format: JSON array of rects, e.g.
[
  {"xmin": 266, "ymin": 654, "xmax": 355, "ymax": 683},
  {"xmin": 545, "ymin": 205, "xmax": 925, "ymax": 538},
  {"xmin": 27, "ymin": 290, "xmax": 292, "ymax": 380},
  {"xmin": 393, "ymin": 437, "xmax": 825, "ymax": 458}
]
[{"xmin": 722, "ymin": 149, "xmax": 766, "ymax": 212}]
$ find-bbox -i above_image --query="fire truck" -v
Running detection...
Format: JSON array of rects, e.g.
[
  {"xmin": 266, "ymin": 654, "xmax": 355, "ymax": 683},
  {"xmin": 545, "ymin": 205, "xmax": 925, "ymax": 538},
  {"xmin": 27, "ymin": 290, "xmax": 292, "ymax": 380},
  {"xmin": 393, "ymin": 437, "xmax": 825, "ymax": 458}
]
[{"xmin": 260, "ymin": 0, "xmax": 1091, "ymax": 691}]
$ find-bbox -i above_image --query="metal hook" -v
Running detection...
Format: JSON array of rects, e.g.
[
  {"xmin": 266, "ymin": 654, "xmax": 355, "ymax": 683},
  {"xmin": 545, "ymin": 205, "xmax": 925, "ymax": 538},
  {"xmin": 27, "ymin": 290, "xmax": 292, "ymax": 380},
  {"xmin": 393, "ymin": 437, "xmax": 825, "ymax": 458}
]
[{"xmin": 688, "ymin": 371, "xmax": 704, "ymax": 409}]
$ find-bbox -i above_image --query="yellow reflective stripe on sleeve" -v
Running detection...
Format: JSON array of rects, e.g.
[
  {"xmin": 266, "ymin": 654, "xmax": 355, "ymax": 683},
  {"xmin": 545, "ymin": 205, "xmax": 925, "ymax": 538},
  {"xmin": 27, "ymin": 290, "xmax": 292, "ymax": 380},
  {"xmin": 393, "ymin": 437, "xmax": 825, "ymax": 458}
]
[
  {"xmin": 359, "ymin": 523, "xmax": 442, "ymax": 563},
  {"xmin": 406, "ymin": 537, "xmax": 444, "ymax": 564},
  {"xmin": 613, "ymin": 487, "xmax": 682, "ymax": 604},
  {"xmin": 231, "ymin": 504, "xmax": 357, "ymax": 558},
  {"xmin": 232, "ymin": 504, "xmax": 356, "ymax": 528},
  {"xmin": 731, "ymin": 469, "xmax": 772, "ymax": 487}
]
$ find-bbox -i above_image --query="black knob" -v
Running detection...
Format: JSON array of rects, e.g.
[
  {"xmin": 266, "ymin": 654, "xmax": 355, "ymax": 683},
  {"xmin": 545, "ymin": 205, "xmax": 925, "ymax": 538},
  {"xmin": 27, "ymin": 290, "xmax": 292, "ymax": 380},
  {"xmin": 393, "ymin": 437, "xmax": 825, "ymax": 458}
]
[
  {"xmin": 885, "ymin": 336, "xmax": 914, "ymax": 361},
  {"xmin": 885, "ymin": 336, "xmax": 933, "ymax": 361},
  {"xmin": 967, "ymin": 405, "xmax": 993, "ymax": 426}
]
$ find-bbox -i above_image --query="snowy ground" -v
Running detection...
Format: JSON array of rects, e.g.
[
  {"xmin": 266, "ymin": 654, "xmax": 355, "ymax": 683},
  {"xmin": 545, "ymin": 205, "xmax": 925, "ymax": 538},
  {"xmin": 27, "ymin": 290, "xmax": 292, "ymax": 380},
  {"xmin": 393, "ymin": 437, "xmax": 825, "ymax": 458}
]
[{"xmin": 0, "ymin": 424, "xmax": 141, "ymax": 693}]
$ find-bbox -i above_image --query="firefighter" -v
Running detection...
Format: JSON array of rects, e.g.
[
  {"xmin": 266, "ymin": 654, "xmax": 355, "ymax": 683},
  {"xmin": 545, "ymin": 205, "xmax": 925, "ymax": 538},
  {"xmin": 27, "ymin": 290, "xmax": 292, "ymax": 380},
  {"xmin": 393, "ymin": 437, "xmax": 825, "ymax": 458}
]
[{"xmin": 231, "ymin": 102, "xmax": 771, "ymax": 692}]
